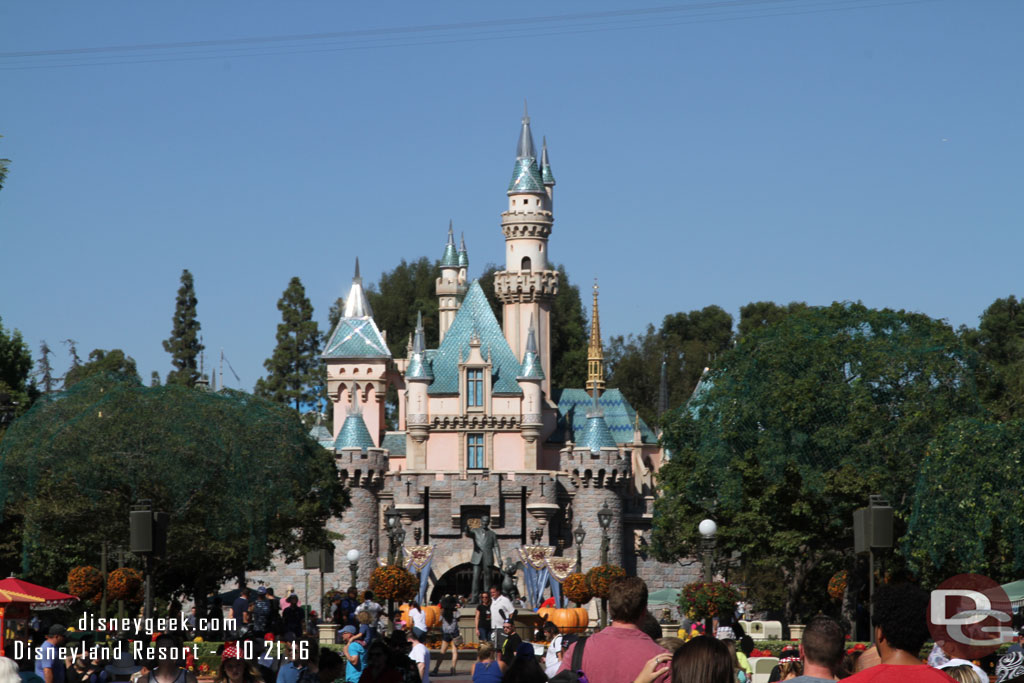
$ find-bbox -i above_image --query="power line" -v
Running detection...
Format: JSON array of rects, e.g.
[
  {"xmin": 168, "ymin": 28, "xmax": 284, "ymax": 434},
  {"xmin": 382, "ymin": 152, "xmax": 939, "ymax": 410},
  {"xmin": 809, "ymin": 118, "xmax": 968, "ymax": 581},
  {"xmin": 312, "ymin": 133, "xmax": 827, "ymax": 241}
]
[{"xmin": 0, "ymin": 0, "xmax": 939, "ymax": 71}]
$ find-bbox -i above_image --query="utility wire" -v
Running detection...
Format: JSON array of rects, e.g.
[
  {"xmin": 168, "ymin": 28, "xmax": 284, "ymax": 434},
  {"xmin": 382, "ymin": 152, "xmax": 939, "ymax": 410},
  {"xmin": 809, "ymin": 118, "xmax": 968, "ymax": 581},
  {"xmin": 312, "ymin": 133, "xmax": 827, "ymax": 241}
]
[{"xmin": 0, "ymin": 0, "xmax": 940, "ymax": 71}]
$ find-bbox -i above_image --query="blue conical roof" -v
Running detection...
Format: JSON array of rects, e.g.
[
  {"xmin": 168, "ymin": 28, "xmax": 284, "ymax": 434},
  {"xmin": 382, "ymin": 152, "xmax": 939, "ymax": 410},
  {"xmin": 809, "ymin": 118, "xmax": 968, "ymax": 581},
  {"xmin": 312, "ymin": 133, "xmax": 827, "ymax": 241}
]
[
  {"xmin": 309, "ymin": 423, "xmax": 334, "ymax": 449},
  {"xmin": 334, "ymin": 413, "xmax": 375, "ymax": 451},
  {"xmin": 406, "ymin": 312, "xmax": 434, "ymax": 381},
  {"xmin": 457, "ymin": 233, "xmax": 469, "ymax": 268},
  {"xmin": 518, "ymin": 317, "xmax": 544, "ymax": 381},
  {"xmin": 441, "ymin": 222, "xmax": 458, "ymax": 268},
  {"xmin": 577, "ymin": 413, "xmax": 618, "ymax": 451},
  {"xmin": 508, "ymin": 158, "xmax": 544, "ymax": 193}
]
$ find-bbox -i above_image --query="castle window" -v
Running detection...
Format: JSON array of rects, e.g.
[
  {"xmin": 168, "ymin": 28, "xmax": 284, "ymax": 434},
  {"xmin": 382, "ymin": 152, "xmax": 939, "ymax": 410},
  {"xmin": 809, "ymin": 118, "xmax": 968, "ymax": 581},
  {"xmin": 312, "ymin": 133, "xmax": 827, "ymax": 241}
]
[
  {"xmin": 521, "ymin": 256, "xmax": 532, "ymax": 271},
  {"xmin": 467, "ymin": 433, "xmax": 485, "ymax": 469},
  {"xmin": 467, "ymin": 369, "xmax": 484, "ymax": 407}
]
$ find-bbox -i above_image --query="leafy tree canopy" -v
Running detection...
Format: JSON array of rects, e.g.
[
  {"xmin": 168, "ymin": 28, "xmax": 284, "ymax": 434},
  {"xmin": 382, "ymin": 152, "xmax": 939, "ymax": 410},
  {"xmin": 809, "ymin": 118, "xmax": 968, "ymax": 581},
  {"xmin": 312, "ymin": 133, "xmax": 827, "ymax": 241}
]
[
  {"xmin": 0, "ymin": 372, "xmax": 348, "ymax": 598},
  {"xmin": 964, "ymin": 295, "xmax": 1024, "ymax": 421},
  {"xmin": 652, "ymin": 302, "xmax": 980, "ymax": 620},
  {"xmin": 906, "ymin": 417, "xmax": 1024, "ymax": 583},
  {"xmin": 64, "ymin": 349, "xmax": 139, "ymax": 388},
  {"xmin": 0, "ymin": 316, "xmax": 35, "ymax": 434},
  {"xmin": 255, "ymin": 277, "xmax": 322, "ymax": 412},
  {"xmin": 162, "ymin": 269, "xmax": 203, "ymax": 387},
  {"xmin": 738, "ymin": 301, "xmax": 809, "ymax": 339}
]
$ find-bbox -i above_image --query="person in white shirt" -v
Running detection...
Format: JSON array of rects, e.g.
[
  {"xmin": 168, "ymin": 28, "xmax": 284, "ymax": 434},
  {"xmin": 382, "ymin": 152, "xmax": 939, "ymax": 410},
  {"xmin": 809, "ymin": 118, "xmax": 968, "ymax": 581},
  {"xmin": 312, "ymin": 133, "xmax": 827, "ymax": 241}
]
[
  {"xmin": 409, "ymin": 628, "xmax": 431, "ymax": 683},
  {"xmin": 408, "ymin": 600, "xmax": 428, "ymax": 642},
  {"xmin": 543, "ymin": 622, "xmax": 564, "ymax": 678},
  {"xmin": 488, "ymin": 585, "xmax": 514, "ymax": 646}
]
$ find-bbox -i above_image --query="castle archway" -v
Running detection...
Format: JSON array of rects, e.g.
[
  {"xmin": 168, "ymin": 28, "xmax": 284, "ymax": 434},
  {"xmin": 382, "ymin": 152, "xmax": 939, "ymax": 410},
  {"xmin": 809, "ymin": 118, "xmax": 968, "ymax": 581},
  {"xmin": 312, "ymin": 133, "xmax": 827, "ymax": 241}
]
[{"xmin": 429, "ymin": 562, "xmax": 502, "ymax": 603}]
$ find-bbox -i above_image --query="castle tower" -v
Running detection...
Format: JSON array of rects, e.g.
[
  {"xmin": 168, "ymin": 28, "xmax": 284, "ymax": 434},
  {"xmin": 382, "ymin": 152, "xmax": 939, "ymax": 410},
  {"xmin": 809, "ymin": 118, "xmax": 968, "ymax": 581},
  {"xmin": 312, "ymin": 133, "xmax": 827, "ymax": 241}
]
[
  {"xmin": 562, "ymin": 389, "xmax": 629, "ymax": 570},
  {"xmin": 436, "ymin": 222, "xmax": 466, "ymax": 342},
  {"xmin": 494, "ymin": 103, "xmax": 558, "ymax": 395},
  {"xmin": 517, "ymin": 314, "xmax": 545, "ymax": 468},
  {"xmin": 588, "ymin": 280, "xmax": 606, "ymax": 394},
  {"xmin": 405, "ymin": 311, "xmax": 432, "ymax": 469},
  {"xmin": 334, "ymin": 397, "xmax": 386, "ymax": 588}
]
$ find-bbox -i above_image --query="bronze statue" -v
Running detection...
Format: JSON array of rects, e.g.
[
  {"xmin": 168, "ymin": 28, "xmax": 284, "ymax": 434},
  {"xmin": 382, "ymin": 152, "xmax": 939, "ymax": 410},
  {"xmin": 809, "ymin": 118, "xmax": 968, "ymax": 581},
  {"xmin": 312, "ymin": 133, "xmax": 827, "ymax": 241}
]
[{"xmin": 465, "ymin": 514, "xmax": 501, "ymax": 601}]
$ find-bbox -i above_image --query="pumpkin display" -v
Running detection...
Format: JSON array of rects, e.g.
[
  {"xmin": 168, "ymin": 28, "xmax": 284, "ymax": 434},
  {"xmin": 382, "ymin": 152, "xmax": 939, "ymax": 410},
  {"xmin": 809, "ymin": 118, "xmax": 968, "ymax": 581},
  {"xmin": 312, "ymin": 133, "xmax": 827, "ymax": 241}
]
[
  {"xmin": 537, "ymin": 606, "xmax": 588, "ymax": 634},
  {"xmin": 398, "ymin": 602, "xmax": 441, "ymax": 629}
]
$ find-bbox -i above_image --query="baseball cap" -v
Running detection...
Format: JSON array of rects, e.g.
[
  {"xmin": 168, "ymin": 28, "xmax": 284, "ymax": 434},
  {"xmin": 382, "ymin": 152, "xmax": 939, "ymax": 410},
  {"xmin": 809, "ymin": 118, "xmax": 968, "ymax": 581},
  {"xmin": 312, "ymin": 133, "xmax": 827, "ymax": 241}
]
[
  {"xmin": 341, "ymin": 626, "xmax": 357, "ymax": 635},
  {"xmin": 256, "ymin": 586, "xmax": 267, "ymax": 595},
  {"xmin": 48, "ymin": 625, "xmax": 68, "ymax": 637}
]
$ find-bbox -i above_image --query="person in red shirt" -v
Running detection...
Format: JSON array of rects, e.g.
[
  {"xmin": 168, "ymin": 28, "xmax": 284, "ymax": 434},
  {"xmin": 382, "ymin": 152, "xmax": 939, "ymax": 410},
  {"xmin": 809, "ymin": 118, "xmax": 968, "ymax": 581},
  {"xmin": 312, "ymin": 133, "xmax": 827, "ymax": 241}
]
[
  {"xmin": 845, "ymin": 583, "xmax": 954, "ymax": 682},
  {"xmin": 557, "ymin": 576, "xmax": 670, "ymax": 683}
]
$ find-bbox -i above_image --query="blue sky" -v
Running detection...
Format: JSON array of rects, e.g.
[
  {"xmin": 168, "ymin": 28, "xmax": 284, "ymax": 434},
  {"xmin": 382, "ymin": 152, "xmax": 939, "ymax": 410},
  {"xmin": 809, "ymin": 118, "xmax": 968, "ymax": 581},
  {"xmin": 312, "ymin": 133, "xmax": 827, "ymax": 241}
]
[{"xmin": 1, "ymin": 1, "xmax": 1021, "ymax": 391}]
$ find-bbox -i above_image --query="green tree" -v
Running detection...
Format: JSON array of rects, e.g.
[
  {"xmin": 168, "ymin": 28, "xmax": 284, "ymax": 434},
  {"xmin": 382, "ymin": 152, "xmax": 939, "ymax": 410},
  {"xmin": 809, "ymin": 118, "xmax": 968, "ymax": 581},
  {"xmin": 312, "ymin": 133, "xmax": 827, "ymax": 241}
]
[
  {"xmin": 0, "ymin": 317, "xmax": 34, "ymax": 434},
  {"xmin": 652, "ymin": 302, "xmax": 981, "ymax": 621},
  {"xmin": 905, "ymin": 418, "xmax": 1024, "ymax": 583},
  {"xmin": 738, "ymin": 301, "xmax": 809, "ymax": 339},
  {"xmin": 0, "ymin": 134, "xmax": 10, "ymax": 192},
  {"xmin": 162, "ymin": 269, "xmax": 203, "ymax": 387},
  {"xmin": 64, "ymin": 349, "xmax": 139, "ymax": 388},
  {"xmin": 33, "ymin": 341, "xmax": 58, "ymax": 395},
  {"xmin": 366, "ymin": 257, "xmax": 441, "ymax": 357},
  {"xmin": 255, "ymin": 277, "xmax": 322, "ymax": 412},
  {"xmin": 607, "ymin": 306, "xmax": 734, "ymax": 426},
  {"xmin": 964, "ymin": 295, "xmax": 1024, "ymax": 421},
  {"xmin": 0, "ymin": 372, "xmax": 348, "ymax": 596}
]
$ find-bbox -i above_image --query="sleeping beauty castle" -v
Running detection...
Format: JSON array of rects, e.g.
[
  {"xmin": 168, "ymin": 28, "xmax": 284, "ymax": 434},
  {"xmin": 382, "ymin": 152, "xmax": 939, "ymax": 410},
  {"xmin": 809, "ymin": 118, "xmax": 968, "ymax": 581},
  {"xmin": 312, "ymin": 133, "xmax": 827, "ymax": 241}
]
[{"xmin": 248, "ymin": 108, "xmax": 697, "ymax": 602}]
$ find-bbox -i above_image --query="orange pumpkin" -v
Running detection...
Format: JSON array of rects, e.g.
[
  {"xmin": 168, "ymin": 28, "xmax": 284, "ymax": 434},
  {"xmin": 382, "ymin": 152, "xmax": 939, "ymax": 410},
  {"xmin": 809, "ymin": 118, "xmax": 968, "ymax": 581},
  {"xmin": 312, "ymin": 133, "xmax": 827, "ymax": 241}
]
[
  {"xmin": 398, "ymin": 603, "xmax": 442, "ymax": 630},
  {"xmin": 538, "ymin": 607, "xmax": 589, "ymax": 634}
]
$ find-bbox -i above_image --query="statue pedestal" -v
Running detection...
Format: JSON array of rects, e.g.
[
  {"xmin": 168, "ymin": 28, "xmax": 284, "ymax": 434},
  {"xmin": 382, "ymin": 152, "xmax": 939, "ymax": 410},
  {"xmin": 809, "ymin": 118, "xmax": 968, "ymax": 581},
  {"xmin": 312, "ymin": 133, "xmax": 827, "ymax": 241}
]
[{"xmin": 317, "ymin": 623, "xmax": 337, "ymax": 645}]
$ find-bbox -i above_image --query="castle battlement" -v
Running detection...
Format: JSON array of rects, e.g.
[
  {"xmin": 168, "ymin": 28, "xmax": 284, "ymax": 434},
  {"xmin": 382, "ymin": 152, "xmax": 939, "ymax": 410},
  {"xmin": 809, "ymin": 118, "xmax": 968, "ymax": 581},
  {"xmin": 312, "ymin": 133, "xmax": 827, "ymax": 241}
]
[{"xmin": 336, "ymin": 447, "xmax": 388, "ymax": 486}]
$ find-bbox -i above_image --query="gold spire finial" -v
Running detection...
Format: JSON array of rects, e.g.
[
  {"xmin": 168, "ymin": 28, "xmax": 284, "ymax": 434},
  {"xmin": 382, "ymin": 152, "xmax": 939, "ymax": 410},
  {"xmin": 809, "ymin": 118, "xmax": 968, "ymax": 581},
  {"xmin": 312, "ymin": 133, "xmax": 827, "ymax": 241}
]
[{"xmin": 588, "ymin": 278, "xmax": 605, "ymax": 394}]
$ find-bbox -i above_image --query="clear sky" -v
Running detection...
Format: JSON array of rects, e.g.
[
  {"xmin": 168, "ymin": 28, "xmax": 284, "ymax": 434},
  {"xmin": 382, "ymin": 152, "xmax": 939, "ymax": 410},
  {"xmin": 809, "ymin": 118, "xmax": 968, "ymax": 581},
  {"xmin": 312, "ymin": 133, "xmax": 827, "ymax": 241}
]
[{"xmin": 1, "ymin": 1, "xmax": 1021, "ymax": 391}]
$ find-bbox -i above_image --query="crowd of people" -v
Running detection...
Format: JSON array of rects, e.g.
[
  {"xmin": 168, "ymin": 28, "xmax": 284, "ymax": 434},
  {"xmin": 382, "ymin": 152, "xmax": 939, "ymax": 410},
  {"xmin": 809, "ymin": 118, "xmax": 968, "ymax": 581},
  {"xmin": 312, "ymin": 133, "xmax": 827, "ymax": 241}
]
[{"xmin": 8, "ymin": 577, "xmax": 1024, "ymax": 683}]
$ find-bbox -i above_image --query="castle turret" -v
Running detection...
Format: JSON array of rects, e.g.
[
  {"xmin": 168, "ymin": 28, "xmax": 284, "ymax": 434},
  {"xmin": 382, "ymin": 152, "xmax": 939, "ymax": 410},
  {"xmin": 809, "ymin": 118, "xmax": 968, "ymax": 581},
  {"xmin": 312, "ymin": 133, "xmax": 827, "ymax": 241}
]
[
  {"xmin": 405, "ymin": 311, "xmax": 432, "ymax": 468},
  {"xmin": 322, "ymin": 259, "xmax": 391, "ymax": 446},
  {"xmin": 457, "ymin": 233, "xmax": 469, "ymax": 285},
  {"xmin": 517, "ymin": 315, "xmax": 545, "ymax": 467},
  {"xmin": 561, "ymin": 386, "xmax": 629, "ymax": 570},
  {"xmin": 494, "ymin": 103, "xmax": 558, "ymax": 395},
  {"xmin": 437, "ymin": 221, "xmax": 466, "ymax": 342},
  {"xmin": 541, "ymin": 136, "xmax": 555, "ymax": 206}
]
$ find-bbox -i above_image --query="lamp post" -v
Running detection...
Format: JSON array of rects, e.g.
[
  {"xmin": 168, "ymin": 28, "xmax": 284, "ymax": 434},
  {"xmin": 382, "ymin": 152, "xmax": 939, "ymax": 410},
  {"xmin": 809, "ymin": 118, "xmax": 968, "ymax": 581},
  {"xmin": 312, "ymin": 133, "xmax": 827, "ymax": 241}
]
[
  {"xmin": 698, "ymin": 519, "xmax": 717, "ymax": 583},
  {"xmin": 347, "ymin": 549, "xmax": 360, "ymax": 590},
  {"xmin": 597, "ymin": 502, "xmax": 612, "ymax": 566},
  {"xmin": 573, "ymin": 521, "xmax": 586, "ymax": 572},
  {"xmin": 384, "ymin": 505, "xmax": 401, "ymax": 565}
]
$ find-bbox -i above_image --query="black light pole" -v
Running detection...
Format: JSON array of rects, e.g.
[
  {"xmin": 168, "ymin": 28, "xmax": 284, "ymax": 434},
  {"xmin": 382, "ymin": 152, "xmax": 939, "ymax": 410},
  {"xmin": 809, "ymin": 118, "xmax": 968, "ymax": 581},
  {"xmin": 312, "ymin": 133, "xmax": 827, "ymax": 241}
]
[
  {"xmin": 573, "ymin": 522, "xmax": 586, "ymax": 573},
  {"xmin": 597, "ymin": 504, "xmax": 613, "ymax": 627},
  {"xmin": 597, "ymin": 503, "xmax": 612, "ymax": 566}
]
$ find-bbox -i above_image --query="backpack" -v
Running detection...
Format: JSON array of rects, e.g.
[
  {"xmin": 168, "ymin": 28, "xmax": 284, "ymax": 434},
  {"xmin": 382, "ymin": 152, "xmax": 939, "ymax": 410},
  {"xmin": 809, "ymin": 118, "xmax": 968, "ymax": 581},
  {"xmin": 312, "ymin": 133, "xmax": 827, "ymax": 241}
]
[{"xmin": 549, "ymin": 636, "xmax": 589, "ymax": 683}]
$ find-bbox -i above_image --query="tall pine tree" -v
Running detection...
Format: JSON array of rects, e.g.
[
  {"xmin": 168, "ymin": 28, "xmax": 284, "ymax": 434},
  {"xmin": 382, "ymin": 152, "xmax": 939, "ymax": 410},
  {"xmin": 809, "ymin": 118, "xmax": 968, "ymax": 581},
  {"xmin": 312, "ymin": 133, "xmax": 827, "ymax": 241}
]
[
  {"xmin": 162, "ymin": 269, "xmax": 203, "ymax": 387},
  {"xmin": 255, "ymin": 277, "xmax": 321, "ymax": 412}
]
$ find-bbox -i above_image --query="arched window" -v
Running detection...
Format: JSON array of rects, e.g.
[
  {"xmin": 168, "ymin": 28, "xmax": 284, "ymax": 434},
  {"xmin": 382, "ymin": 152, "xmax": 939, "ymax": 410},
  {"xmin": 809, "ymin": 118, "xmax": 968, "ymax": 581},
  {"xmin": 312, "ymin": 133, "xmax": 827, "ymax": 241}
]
[{"xmin": 521, "ymin": 256, "xmax": 532, "ymax": 271}]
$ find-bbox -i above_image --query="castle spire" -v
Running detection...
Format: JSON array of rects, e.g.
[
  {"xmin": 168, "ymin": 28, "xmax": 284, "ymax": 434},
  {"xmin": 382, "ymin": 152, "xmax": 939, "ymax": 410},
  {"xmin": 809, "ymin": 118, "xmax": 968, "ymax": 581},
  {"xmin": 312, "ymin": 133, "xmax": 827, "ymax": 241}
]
[
  {"xmin": 517, "ymin": 99, "xmax": 536, "ymax": 159},
  {"xmin": 587, "ymin": 279, "xmax": 605, "ymax": 394},
  {"xmin": 406, "ymin": 310, "xmax": 433, "ymax": 381},
  {"xmin": 342, "ymin": 257, "xmax": 373, "ymax": 318},
  {"xmin": 441, "ymin": 220, "xmax": 458, "ymax": 268},
  {"xmin": 658, "ymin": 356, "xmax": 669, "ymax": 418},
  {"xmin": 457, "ymin": 232, "xmax": 469, "ymax": 269},
  {"xmin": 518, "ymin": 314, "xmax": 544, "ymax": 380},
  {"xmin": 541, "ymin": 136, "xmax": 555, "ymax": 186}
]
